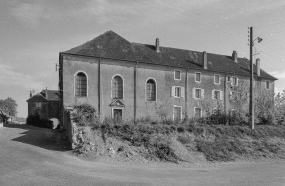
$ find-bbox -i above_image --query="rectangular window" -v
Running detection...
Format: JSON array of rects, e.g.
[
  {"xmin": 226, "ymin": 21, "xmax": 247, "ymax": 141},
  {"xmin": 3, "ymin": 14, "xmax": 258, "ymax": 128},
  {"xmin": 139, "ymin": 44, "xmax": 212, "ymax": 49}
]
[
  {"xmin": 214, "ymin": 90, "xmax": 220, "ymax": 100},
  {"xmin": 232, "ymin": 77, "xmax": 238, "ymax": 86},
  {"xmin": 195, "ymin": 72, "xmax": 201, "ymax": 82},
  {"xmin": 36, "ymin": 102, "xmax": 41, "ymax": 108},
  {"xmin": 266, "ymin": 81, "xmax": 270, "ymax": 89},
  {"xmin": 171, "ymin": 86, "xmax": 185, "ymax": 98},
  {"xmin": 212, "ymin": 90, "xmax": 223, "ymax": 100},
  {"xmin": 227, "ymin": 77, "xmax": 231, "ymax": 82},
  {"xmin": 194, "ymin": 107, "xmax": 202, "ymax": 118},
  {"xmin": 174, "ymin": 70, "xmax": 181, "ymax": 80},
  {"xmin": 175, "ymin": 87, "xmax": 181, "ymax": 97},
  {"xmin": 173, "ymin": 106, "xmax": 182, "ymax": 121},
  {"xmin": 195, "ymin": 89, "xmax": 201, "ymax": 99},
  {"xmin": 214, "ymin": 74, "xmax": 220, "ymax": 84},
  {"xmin": 192, "ymin": 88, "xmax": 204, "ymax": 99},
  {"xmin": 113, "ymin": 109, "xmax": 122, "ymax": 121}
]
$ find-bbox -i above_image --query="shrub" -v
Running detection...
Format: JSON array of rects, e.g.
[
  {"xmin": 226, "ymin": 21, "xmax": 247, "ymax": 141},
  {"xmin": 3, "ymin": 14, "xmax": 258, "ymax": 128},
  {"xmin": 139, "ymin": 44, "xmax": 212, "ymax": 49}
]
[
  {"xmin": 26, "ymin": 114, "xmax": 53, "ymax": 128},
  {"xmin": 72, "ymin": 104, "xmax": 97, "ymax": 126}
]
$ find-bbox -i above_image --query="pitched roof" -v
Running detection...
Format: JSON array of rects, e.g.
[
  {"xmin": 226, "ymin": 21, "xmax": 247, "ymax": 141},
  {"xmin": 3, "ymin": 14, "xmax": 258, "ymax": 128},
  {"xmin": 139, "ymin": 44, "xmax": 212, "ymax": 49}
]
[
  {"xmin": 64, "ymin": 30, "xmax": 277, "ymax": 80},
  {"xmin": 40, "ymin": 90, "xmax": 59, "ymax": 101},
  {"xmin": 27, "ymin": 90, "xmax": 59, "ymax": 102}
]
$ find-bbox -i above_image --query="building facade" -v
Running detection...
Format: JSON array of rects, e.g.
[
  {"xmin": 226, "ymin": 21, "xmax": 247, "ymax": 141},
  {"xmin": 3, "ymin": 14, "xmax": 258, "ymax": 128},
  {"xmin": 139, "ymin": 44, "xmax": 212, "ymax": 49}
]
[
  {"xmin": 59, "ymin": 31, "xmax": 276, "ymax": 125},
  {"xmin": 27, "ymin": 89, "xmax": 60, "ymax": 120}
]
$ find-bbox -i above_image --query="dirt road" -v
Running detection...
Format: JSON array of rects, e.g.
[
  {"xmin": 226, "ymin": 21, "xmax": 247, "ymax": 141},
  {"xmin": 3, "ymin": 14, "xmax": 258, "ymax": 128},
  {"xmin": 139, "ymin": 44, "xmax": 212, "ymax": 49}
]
[{"xmin": 0, "ymin": 124, "xmax": 285, "ymax": 186}]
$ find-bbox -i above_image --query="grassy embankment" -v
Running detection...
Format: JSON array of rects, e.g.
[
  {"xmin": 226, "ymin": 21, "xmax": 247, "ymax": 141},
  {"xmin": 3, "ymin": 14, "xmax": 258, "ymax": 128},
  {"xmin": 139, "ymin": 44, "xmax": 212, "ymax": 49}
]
[{"xmin": 74, "ymin": 121, "xmax": 285, "ymax": 163}]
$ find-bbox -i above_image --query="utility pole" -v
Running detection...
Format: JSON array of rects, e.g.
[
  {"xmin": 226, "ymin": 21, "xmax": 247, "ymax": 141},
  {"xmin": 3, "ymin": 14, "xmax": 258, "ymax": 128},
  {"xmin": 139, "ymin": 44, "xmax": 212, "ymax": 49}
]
[{"xmin": 249, "ymin": 27, "xmax": 254, "ymax": 129}]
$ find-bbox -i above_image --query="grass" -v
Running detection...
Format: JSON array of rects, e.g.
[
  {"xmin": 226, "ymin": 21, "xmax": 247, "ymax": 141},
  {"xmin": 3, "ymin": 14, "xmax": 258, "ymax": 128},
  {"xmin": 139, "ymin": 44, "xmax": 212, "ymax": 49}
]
[{"xmin": 74, "ymin": 119, "xmax": 285, "ymax": 163}]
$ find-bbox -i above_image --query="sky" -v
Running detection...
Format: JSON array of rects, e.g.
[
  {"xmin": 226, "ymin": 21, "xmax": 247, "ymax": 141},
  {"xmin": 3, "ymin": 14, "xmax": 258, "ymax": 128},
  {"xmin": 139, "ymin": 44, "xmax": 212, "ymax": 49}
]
[{"xmin": 1, "ymin": 0, "xmax": 285, "ymax": 117}]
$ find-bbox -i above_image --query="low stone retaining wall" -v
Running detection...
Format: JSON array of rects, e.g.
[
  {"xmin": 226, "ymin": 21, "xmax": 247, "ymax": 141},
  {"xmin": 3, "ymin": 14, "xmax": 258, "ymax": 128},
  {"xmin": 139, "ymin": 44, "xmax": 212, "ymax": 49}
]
[{"xmin": 64, "ymin": 109, "xmax": 82, "ymax": 149}]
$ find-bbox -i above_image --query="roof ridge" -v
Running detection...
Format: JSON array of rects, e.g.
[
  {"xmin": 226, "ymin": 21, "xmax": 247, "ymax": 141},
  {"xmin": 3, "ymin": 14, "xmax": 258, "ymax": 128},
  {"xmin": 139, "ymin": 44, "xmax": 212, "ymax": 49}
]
[{"xmin": 132, "ymin": 42, "xmax": 248, "ymax": 59}]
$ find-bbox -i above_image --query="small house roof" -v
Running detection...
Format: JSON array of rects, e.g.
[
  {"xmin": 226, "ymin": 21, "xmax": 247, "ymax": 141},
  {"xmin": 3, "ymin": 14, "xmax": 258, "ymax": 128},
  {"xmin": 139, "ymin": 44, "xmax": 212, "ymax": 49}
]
[{"xmin": 27, "ymin": 90, "xmax": 59, "ymax": 102}]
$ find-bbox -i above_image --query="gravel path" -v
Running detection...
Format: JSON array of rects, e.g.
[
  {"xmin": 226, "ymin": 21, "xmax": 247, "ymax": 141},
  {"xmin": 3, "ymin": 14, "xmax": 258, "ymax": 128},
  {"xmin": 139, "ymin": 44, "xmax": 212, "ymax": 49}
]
[{"xmin": 0, "ymin": 124, "xmax": 285, "ymax": 186}]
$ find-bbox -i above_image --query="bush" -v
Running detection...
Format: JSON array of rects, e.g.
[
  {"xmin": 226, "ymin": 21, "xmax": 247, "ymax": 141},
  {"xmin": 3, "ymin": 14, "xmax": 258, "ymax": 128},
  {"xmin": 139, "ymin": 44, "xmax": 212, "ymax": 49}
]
[
  {"xmin": 26, "ymin": 114, "xmax": 53, "ymax": 128},
  {"xmin": 72, "ymin": 104, "xmax": 97, "ymax": 126}
]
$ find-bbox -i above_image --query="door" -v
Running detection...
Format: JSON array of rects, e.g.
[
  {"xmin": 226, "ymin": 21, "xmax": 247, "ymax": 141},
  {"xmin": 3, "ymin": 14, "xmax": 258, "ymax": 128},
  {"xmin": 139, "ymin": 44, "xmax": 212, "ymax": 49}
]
[{"xmin": 113, "ymin": 109, "xmax": 122, "ymax": 121}]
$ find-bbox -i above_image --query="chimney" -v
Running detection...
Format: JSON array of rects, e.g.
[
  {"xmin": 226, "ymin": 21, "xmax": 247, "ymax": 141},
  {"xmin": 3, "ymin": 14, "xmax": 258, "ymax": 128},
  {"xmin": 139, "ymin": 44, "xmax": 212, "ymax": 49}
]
[
  {"xmin": 32, "ymin": 90, "xmax": 35, "ymax": 96},
  {"xmin": 45, "ymin": 87, "xmax": 48, "ymax": 100},
  {"xmin": 155, "ymin": 38, "xmax": 160, "ymax": 53},
  {"xmin": 203, "ymin": 51, "xmax": 207, "ymax": 69},
  {"xmin": 30, "ymin": 91, "xmax": 32, "ymax": 98},
  {"xmin": 232, "ymin": 50, "xmax": 237, "ymax": 63},
  {"xmin": 256, "ymin": 58, "xmax": 260, "ymax": 76}
]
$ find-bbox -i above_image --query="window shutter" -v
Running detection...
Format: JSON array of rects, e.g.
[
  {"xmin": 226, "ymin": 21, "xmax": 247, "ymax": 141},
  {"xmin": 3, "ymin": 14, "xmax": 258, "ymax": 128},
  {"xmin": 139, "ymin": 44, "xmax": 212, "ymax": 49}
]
[
  {"xmin": 220, "ymin": 91, "xmax": 224, "ymax": 100},
  {"xmin": 212, "ymin": 90, "xmax": 215, "ymax": 99},
  {"xmin": 236, "ymin": 78, "xmax": 239, "ymax": 86},
  {"xmin": 171, "ymin": 86, "xmax": 175, "ymax": 97},
  {"xmin": 201, "ymin": 89, "xmax": 205, "ymax": 99},
  {"xmin": 181, "ymin": 87, "xmax": 185, "ymax": 98},
  {"xmin": 192, "ymin": 88, "xmax": 195, "ymax": 98}
]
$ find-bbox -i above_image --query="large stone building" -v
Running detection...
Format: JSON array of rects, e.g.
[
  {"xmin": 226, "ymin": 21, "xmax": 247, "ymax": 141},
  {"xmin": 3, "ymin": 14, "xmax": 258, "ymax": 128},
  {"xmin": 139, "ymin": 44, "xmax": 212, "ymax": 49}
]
[
  {"xmin": 27, "ymin": 89, "xmax": 60, "ymax": 120},
  {"xmin": 59, "ymin": 31, "xmax": 276, "ymax": 125}
]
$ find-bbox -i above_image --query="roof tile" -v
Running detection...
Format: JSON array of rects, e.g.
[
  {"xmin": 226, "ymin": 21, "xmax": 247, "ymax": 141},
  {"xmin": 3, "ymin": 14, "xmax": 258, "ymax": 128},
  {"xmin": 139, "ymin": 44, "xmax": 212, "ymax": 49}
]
[{"xmin": 64, "ymin": 30, "xmax": 276, "ymax": 80}]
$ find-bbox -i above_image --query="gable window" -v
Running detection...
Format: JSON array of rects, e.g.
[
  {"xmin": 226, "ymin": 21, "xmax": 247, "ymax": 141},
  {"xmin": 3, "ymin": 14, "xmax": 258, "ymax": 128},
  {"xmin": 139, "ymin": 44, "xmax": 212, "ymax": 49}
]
[
  {"xmin": 265, "ymin": 81, "xmax": 270, "ymax": 89},
  {"xmin": 174, "ymin": 70, "xmax": 181, "ymax": 80},
  {"xmin": 112, "ymin": 75, "xmax": 123, "ymax": 99},
  {"xmin": 214, "ymin": 74, "xmax": 220, "ymax": 84},
  {"xmin": 232, "ymin": 76, "xmax": 238, "ymax": 86},
  {"xmin": 171, "ymin": 86, "xmax": 185, "ymax": 98},
  {"xmin": 212, "ymin": 90, "xmax": 223, "ymax": 100},
  {"xmin": 195, "ymin": 72, "xmax": 201, "ymax": 82},
  {"xmin": 192, "ymin": 88, "xmax": 204, "ymax": 99},
  {"xmin": 194, "ymin": 107, "xmax": 202, "ymax": 118},
  {"xmin": 146, "ymin": 79, "xmax": 156, "ymax": 101},
  {"xmin": 36, "ymin": 102, "xmax": 41, "ymax": 108},
  {"xmin": 75, "ymin": 72, "xmax": 87, "ymax": 97},
  {"xmin": 173, "ymin": 106, "xmax": 182, "ymax": 121}
]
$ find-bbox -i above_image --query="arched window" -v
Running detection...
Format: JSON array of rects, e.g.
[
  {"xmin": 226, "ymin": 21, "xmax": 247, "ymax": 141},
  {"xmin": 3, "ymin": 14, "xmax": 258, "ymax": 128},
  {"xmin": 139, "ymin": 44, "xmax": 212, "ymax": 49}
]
[
  {"xmin": 75, "ymin": 72, "xmax": 87, "ymax": 96},
  {"xmin": 112, "ymin": 75, "xmax": 123, "ymax": 99},
  {"xmin": 146, "ymin": 79, "xmax": 156, "ymax": 101}
]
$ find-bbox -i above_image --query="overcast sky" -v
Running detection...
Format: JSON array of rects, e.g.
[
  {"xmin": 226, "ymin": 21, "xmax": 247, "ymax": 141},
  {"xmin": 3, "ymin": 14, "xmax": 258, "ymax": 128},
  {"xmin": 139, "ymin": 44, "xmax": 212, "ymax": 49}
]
[{"xmin": 1, "ymin": 0, "xmax": 285, "ymax": 117}]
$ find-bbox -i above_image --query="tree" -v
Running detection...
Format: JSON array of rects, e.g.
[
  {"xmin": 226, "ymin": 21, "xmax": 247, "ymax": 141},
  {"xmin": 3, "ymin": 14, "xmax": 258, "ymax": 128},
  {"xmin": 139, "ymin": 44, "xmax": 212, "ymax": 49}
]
[
  {"xmin": 0, "ymin": 97, "xmax": 18, "ymax": 116},
  {"xmin": 274, "ymin": 91, "xmax": 285, "ymax": 125}
]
